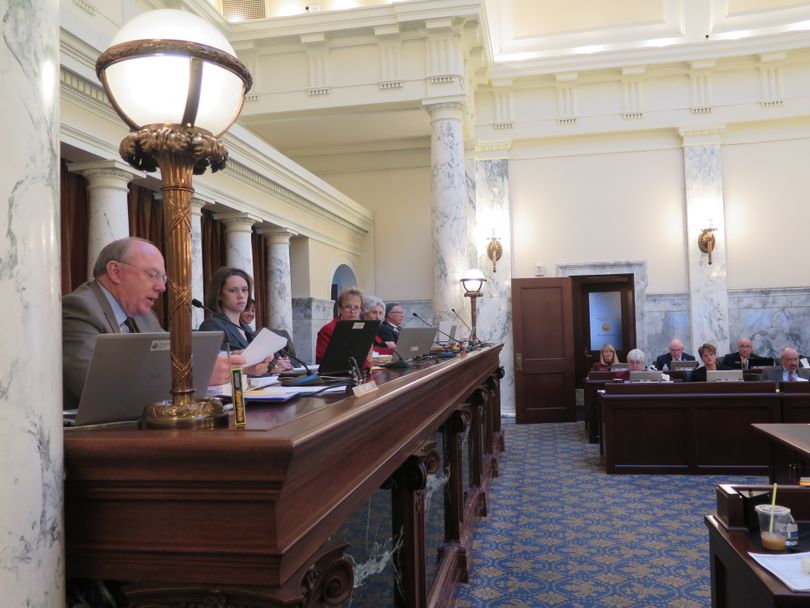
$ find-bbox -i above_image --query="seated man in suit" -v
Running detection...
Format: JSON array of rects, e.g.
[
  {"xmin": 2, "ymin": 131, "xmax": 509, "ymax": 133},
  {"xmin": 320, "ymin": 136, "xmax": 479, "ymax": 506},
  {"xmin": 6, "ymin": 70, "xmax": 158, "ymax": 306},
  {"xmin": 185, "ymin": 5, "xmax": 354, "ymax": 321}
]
[
  {"xmin": 654, "ymin": 339, "xmax": 695, "ymax": 370},
  {"xmin": 62, "ymin": 237, "xmax": 255, "ymax": 407},
  {"xmin": 378, "ymin": 302, "xmax": 403, "ymax": 345},
  {"xmin": 762, "ymin": 347, "xmax": 809, "ymax": 383},
  {"xmin": 721, "ymin": 336, "xmax": 770, "ymax": 369}
]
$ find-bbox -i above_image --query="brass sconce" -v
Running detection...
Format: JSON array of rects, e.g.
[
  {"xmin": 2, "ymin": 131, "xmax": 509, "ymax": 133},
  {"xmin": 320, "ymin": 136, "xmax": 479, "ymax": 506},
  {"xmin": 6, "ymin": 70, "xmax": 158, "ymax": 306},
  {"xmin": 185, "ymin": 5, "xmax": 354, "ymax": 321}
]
[
  {"xmin": 461, "ymin": 269, "xmax": 486, "ymax": 345},
  {"xmin": 97, "ymin": 9, "xmax": 252, "ymax": 428},
  {"xmin": 697, "ymin": 227, "xmax": 717, "ymax": 265},
  {"xmin": 486, "ymin": 236, "xmax": 503, "ymax": 273}
]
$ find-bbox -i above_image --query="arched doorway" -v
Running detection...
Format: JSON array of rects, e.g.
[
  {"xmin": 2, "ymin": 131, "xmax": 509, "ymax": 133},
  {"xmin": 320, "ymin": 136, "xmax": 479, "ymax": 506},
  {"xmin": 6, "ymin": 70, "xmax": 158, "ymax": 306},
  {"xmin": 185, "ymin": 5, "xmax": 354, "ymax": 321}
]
[{"xmin": 330, "ymin": 264, "xmax": 358, "ymax": 318}]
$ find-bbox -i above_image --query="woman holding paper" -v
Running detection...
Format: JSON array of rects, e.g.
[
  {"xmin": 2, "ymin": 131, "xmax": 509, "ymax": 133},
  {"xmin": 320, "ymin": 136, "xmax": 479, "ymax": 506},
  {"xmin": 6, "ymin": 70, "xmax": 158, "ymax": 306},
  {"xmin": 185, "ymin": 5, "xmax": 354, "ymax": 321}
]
[{"xmin": 200, "ymin": 267, "xmax": 286, "ymax": 375}]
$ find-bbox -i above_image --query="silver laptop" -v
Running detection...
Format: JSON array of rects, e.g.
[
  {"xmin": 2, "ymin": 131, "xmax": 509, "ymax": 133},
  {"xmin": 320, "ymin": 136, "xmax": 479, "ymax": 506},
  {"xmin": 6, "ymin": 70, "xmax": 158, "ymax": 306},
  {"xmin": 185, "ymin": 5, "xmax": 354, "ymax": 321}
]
[
  {"xmin": 394, "ymin": 327, "xmax": 438, "ymax": 360},
  {"xmin": 671, "ymin": 360, "xmax": 699, "ymax": 370},
  {"xmin": 629, "ymin": 370, "xmax": 662, "ymax": 382},
  {"xmin": 70, "ymin": 331, "xmax": 223, "ymax": 426},
  {"xmin": 707, "ymin": 369, "xmax": 744, "ymax": 382}
]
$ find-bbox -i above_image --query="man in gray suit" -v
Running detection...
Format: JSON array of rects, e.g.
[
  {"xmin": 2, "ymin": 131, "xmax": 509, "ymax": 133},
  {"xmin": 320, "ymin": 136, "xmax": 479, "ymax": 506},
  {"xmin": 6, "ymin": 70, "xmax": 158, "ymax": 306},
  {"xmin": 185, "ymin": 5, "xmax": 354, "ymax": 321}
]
[
  {"xmin": 62, "ymin": 237, "xmax": 244, "ymax": 408},
  {"xmin": 762, "ymin": 347, "xmax": 808, "ymax": 383}
]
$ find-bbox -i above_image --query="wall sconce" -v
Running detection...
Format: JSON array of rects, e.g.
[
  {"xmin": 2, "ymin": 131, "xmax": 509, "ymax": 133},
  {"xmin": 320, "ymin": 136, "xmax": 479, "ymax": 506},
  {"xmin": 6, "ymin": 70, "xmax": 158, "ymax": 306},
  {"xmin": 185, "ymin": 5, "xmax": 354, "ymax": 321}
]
[
  {"xmin": 461, "ymin": 269, "xmax": 486, "ymax": 345},
  {"xmin": 697, "ymin": 227, "xmax": 717, "ymax": 265},
  {"xmin": 486, "ymin": 235, "xmax": 503, "ymax": 273},
  {"xmin": 97, "ymin": 9, "xmax": 252, "ymax": 428}
]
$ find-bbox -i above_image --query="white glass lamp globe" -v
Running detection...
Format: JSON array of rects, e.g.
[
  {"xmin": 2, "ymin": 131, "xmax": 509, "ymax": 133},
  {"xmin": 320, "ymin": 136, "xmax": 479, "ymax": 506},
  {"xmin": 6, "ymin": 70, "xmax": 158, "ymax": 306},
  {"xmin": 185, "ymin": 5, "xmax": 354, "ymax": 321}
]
[
  {"xmin": 97, "ymin": 9, "xmax": 251, "ymax": 137},
  {"xmin": 461, "ymin": 269, "xmax": 486, "ymax": 294}
]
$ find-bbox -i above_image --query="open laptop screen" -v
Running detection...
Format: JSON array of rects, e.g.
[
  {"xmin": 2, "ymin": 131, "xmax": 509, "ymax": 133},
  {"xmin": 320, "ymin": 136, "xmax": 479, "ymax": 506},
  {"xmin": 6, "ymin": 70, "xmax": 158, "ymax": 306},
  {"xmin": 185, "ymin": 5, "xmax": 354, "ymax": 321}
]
[
  {"xmin": 394, "ymin": 327, "xmax": 437, "ymax": 361},
  {"xmin": 71, "ymin": 331, "xmax": 223, "ymax": 426},
  {"xmin": 319, "ymin": 320, "xmax": 381, "ymax": 375}
]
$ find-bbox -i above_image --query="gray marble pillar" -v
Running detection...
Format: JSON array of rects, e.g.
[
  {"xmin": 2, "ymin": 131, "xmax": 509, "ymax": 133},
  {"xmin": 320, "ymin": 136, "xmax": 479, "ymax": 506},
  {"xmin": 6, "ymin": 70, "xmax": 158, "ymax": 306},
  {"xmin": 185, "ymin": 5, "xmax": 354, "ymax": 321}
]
[
  {"xmin": 293, "ymin": 297, "xmax": 335, "ymax": 364},
  {"xmin": 261, "ymin": 228, "xmax": 295, "ymax": 335},
  {"xmin": 190, "ymin": 198, "xmax": 206, "ymax": 328},
  {"xmin": 680, "ymin": 127, "xmax": 730, "ymax": 354},
  {"xmin": 423, "ymin": 100, "xmax": 469, "ymax": 324},
  {"xmin": 70, "ymin": 160, "xmax": 141, "ymax": 279},
  {"xmin": 473, "ymin": 158, "xmax": 515, "ymax": 416},
  {"xmin": 0, "ymin": 1, "xmax": 64, "ymax": 604},
  {"xmin": 217, "ymin": 212, "xmax": 256, "ymax": 279}
]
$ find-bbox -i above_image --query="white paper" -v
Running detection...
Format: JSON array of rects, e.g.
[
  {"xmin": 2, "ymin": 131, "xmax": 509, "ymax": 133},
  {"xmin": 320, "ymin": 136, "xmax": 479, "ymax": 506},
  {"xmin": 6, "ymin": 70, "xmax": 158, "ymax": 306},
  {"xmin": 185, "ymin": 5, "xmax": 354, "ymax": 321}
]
[
  {"xmin": 242, "ymin": 328, "xmax": 288, "ymax": 366},
  {"xmin": 749, "ymin": 551, "xmax": 810, "ymax": 591}
]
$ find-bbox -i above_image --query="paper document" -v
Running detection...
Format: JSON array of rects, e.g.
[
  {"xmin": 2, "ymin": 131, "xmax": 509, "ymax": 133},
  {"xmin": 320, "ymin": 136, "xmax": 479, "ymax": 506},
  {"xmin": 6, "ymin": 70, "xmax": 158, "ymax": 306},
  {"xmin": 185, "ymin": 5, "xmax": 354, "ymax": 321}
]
[
  {"xmin": 242, "ymin": 328, "xmax": 288, "ymax": 366},
  {"xmin": 749, "ymin": 551, "xmax": 810, "ymax": 591}
]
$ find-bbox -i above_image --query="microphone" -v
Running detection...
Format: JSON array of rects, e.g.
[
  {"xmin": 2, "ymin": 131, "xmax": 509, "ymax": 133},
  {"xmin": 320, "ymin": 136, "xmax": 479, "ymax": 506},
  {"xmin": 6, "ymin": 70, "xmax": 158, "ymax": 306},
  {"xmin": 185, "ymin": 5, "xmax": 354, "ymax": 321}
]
[
  {"xmin": 450, "ymin": 308, "xmax": 472, "ymax": 333},
  {"xmin": 411, "ymin": 312, "xmax": 458, "ymax": 358},
  {"xmin": 192, "ymin": 299, "xmax": 320, "ymax": 383}
]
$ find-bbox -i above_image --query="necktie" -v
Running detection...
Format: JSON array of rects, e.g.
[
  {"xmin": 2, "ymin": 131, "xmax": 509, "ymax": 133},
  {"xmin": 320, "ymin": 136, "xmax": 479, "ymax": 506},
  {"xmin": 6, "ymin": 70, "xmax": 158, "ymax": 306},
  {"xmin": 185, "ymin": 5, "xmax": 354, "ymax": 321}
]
[
  {"xmin": 123, "ymin": 317, "xmax": 137, "ymax": 333},
  {"xmin": 788, "ymin": 371, "xmax": 796, "ymax": 382},
  {"xmin": 742, "ymin": 358, "xmax": 748, "ymax": 369}
]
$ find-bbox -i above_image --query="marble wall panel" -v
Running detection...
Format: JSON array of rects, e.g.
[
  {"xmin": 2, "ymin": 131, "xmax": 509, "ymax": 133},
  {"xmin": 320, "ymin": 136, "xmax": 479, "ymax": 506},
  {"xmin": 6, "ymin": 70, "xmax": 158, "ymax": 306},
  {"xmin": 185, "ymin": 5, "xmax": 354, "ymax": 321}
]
[
  {"xmin": 292, "ymin": 297, "xmax": 334, "ymax": 364},
  {"xmin": 728, "ymin": 288, "xmax": 810, "ymax": 358},
  {"xmin": 644, "ymin": 293, "xmax": 692, "ymax": 361}
]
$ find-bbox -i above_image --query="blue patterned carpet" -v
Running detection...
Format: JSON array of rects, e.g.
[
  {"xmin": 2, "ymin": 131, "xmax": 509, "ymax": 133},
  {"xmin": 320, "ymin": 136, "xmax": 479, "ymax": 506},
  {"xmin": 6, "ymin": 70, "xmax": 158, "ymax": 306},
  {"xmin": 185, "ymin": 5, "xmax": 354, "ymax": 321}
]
[{"xmin": 454, "ymin": 420, "xmax": 765, "ymax": 608}]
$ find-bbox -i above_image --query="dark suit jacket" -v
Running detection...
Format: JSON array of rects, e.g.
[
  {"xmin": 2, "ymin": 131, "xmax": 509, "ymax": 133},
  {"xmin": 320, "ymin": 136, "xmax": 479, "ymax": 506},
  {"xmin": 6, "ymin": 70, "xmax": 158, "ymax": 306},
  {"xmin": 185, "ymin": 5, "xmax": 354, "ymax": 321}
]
[
  {"xmin": 62, "ymin": 280, "xmax": 162, "ymax": 408},
  {"xmin": 720, "ymin": 352, "xmax": 773, "ymax": 368},
  {"xmin": 761, "ymin": 367, "xmax": 809, "ymax": 382},
  {"xmin": 654, "ymin": 352, "xmax": 696, "ymax": 370},
  {"xmin": 688, "ymin": 363, "xmax": 732, "ymax": 382},
  {"xmin": 378, "ymin": 320, "xmax": 399, "ymax": 344},
  {"xmin": 199, "ymin": 314, "xmax": 255, "ymax": 351}
]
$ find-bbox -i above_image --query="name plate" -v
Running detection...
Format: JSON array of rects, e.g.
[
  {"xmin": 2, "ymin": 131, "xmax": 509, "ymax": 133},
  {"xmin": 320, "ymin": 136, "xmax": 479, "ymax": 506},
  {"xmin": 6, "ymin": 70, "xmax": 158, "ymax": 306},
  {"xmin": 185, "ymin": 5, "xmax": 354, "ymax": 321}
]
[{"xmin": 352, "ymin": 380, "xmax": 378, "ymax": 398}]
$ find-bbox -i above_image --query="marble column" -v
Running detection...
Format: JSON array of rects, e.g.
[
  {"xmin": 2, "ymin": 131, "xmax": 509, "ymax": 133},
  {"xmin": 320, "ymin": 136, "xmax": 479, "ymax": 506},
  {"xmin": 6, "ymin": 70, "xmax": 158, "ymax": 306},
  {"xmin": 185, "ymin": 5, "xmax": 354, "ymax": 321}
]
[
  {"xmin": 473, "ymin": 157, "xmax": 515, "ymax": 417},
  {"xmin": 260, "ymin": 228, "xmax": 296, "ymax": 335},
  {"xmin": 70, "ymin": 160, "xmax": 141, "ymax": 279},
  {"xmin": 679, "ymin": 127, "xmax": 730, "ymax": 354},
  {"xmin": 190, "ymin": 198, "xmax": 206, "ymax": 329},
  {"xmin": 217, "ymin": 212, "xmax": 256, "ymax": 279},
  {"xmin": 423, "ymin": 100, "xmax": 469, "ymax": 324},
  {"xmin": 0, "ymin": 1, "xmax": 64, "ymax": 605}
]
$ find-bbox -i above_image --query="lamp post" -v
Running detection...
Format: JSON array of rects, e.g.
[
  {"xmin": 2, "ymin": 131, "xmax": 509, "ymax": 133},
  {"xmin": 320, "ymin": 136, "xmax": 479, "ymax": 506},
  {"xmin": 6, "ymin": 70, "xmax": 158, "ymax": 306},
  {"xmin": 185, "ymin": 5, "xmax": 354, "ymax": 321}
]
[
  {"xmin": 461, "ymin": 269, "xmax": 486, "ymax": 345},
  {"xmin": 96, "ymin": 9, "xmax": 252, "ymax": 428}
]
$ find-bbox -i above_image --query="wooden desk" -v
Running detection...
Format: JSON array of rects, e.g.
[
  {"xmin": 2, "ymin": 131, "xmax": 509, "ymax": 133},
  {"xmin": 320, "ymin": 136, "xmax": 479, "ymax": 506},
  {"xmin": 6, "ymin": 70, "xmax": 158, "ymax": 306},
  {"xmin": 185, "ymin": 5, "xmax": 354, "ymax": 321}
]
[
  {"xmin": 65, "ymin": 346, "xmax": 503, "ymax": 607},
  {"xmin": 779, "ymin": 383, "xmax": 810, "ymax": 422},
  {"xmin": 600, "ymin": 382, "xmax": 779, "ymax": 474},
  {"xmin": 752, "ymin": 423, "xmax": 810, "ymax": 484},
  {"xmin": 584, "ymin": 371, "xmax": 616, "ymax": 443},
  {"xmin": 707, "ymin": 484, "xmax": 810, "ymax": 607}
]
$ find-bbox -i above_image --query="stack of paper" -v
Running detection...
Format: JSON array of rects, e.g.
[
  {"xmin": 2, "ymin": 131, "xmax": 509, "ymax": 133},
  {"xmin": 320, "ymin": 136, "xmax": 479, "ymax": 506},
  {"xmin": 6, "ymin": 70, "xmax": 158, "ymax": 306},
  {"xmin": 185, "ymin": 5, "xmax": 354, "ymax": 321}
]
[{"xmin": 749, "ymin": 551, "xmax": 810, "ymax": 591}]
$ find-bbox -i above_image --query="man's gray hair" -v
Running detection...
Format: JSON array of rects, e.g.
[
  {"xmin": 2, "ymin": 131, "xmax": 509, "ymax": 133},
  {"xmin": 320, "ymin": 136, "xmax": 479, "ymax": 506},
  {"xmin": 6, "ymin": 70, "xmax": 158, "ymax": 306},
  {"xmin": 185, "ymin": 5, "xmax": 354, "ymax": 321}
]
[
  {"xmin": 362, "ymin": 295, "xmax": 385, "ymax": 315},
  {"xmin": 626, "ymin": 348, "xmax": 646, "ymax": 363},
  {"xmin": 92, "ymin": 237, "xmax": 155, "ymax": 278}
]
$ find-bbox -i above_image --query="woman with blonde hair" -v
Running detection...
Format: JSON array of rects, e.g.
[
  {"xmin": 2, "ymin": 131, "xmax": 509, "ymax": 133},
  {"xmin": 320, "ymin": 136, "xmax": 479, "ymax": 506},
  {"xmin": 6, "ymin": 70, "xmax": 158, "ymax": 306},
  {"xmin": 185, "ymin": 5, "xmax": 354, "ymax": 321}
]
[{"xmin": 591, "ymin": 343, "xmax": 620, "ymax": 371}]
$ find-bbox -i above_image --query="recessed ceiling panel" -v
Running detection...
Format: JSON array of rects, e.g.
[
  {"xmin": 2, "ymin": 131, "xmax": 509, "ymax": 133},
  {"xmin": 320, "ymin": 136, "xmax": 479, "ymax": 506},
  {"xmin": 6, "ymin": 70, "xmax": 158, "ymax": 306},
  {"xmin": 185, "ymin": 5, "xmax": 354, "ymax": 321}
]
[{"xmin": 512, "ymin": 0, "xmax": 665, "ymax": 38}]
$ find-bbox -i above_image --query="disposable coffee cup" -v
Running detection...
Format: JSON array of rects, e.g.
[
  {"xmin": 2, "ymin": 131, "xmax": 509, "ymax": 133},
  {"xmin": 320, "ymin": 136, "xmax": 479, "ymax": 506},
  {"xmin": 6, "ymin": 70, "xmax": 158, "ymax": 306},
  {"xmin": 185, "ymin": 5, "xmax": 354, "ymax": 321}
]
[{"xmin": 755, "ymin": 504, "xmax": 791, "ymax": 550}]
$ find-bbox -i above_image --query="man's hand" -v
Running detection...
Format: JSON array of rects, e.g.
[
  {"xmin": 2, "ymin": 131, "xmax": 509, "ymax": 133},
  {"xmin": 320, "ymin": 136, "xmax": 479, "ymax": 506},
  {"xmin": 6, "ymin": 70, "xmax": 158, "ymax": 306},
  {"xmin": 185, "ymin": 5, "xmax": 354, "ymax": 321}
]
[{"xmin": 209, "ymin": 352, "xmax": 247, "ymax": 385}]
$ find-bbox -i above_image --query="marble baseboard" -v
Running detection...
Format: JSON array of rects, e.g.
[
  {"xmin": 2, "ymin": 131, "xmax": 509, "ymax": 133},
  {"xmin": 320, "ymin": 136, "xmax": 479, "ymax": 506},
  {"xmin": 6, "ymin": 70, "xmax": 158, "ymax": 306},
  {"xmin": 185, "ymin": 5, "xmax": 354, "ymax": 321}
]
[{"xmin": 645, "ymin": 288, "xmax": 810, "ymax": 361}]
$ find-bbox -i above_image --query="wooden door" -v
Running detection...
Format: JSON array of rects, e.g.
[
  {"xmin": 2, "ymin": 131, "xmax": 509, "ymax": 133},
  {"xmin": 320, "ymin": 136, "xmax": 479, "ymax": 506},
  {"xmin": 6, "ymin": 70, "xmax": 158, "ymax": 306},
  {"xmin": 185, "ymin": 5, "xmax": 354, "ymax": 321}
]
[{"xmin": 512, "ymin": 278, "xmax": 575, "ymax": 423}]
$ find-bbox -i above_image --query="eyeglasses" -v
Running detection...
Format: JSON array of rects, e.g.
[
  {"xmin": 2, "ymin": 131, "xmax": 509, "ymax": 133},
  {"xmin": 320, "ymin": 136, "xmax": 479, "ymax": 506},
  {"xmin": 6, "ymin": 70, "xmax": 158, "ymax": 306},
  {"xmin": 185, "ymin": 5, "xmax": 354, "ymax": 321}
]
[
  {"xmin": 117, "ymin": 260, "xmax": 168, "ymax": 285},
  {"xmin": 341, "ymin": 304, "xmax": 361, "ymax": 311}
]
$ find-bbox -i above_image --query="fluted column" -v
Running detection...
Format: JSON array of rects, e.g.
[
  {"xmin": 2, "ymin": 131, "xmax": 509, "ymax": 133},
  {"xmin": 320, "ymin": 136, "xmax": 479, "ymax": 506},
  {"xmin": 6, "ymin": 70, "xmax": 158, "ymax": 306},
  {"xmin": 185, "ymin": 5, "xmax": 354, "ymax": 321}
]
[
  {"xmin": 0, "ymin": 1, "xmax": 63, "ymax": 605},
  {"xmin": 423, "ymin": 100, "xmax": 469, "ymax": 324},
  {"xmin": 259, "ymin": 228, "xmax": 296, "ymax": 334},
  {"xmin": 679, "ymin": 126, "xmax": 730, "ymax": 354},
  {"xmin": 190, "ymin": 198, "xmax": 206, "ymax": 328},
  {"xmin": 216, "ymin": 213, "xmax": 256, "ymax": 278},
  {"xmin": 70, "ymin": 160, "xmax": 142, "ymax": 278}
]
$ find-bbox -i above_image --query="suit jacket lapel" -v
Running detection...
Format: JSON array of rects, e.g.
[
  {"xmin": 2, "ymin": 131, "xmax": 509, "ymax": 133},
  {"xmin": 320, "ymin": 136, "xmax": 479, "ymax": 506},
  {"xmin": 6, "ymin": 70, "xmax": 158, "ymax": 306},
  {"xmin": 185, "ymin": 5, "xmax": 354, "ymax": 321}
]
[{"xmin": 89, "ymin": 280, "xmax": 121, "ymax": 333}]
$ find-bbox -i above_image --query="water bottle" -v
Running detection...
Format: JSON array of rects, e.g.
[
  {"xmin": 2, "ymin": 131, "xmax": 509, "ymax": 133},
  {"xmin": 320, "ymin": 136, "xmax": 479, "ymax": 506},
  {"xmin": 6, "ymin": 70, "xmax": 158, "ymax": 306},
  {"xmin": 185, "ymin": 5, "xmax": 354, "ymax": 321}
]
[{"xmin": 786, "ymin": 513, "xmax": 799, "ymax": 549}]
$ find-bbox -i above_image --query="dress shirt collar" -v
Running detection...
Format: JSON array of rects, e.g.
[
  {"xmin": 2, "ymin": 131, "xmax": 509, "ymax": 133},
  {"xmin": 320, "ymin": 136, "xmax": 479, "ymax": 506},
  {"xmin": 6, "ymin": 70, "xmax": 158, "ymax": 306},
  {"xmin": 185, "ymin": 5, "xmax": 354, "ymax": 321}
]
[{"xmin": 97, "ymin": 281, "xmax": 128, "ymax": 328}]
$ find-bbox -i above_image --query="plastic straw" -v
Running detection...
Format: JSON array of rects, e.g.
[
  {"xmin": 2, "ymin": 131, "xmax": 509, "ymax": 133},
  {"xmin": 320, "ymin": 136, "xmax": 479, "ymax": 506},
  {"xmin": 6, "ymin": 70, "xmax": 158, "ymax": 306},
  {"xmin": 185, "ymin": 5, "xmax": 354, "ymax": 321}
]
[{"xmin": 769, "ymin": 482, "xmax": 778, "ymax": 533}]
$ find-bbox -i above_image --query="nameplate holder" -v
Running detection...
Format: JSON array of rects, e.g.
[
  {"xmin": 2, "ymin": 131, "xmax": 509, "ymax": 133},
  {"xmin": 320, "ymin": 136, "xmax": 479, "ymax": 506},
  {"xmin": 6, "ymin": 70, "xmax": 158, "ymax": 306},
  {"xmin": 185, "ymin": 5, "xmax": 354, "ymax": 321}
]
[
  {"xmin": 232, "ymin": 367, "xmax": 247, "ymax": 428},
  {"xmin": 352, "ymin": 380, "xmax": 378, "ymax": 398}
]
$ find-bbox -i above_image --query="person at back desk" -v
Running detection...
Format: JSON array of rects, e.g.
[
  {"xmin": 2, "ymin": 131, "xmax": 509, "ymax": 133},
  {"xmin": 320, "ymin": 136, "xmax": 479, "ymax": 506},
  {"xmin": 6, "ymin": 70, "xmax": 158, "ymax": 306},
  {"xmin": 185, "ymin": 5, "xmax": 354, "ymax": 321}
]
[
  {"xmin": 689, "ymin": 343, "xmax": 731, "ymax": 381},
  {"xmin": 761, "ymin": 347, "xmax": 808, "ymax": 382},
  {"xmin": 721, "ymin": 336, "xmax": 770, "ymax": 369},
  {"xmin": 198, "ymin": 267, "xmax": 288, "ymax": 373},
  {"xmin": 654, "ymin": 338, "xmax": 695, "ymax": 370},
  {"xmin": 613, "ymin": 349, "xmax": 646, "ymax": 381},
  {"xmin": 62, "ymin": 237, "xmax": 249, "ymax": 408},
  {"xmin": 378, "ymin": 302, "xmax": 403, "ymax": 345},
  {"xmin": 591, "ymin": 343, "xmax": 620, "ymax": 371}
]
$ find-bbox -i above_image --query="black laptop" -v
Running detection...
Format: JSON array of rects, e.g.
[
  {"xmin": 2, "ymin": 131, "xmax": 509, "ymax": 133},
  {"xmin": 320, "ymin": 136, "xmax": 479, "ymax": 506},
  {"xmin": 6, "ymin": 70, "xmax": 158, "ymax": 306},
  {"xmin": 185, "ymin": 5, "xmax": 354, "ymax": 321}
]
[{"xmin": 318, "ymin": 320, "xmax": 381, "ymax": 376}]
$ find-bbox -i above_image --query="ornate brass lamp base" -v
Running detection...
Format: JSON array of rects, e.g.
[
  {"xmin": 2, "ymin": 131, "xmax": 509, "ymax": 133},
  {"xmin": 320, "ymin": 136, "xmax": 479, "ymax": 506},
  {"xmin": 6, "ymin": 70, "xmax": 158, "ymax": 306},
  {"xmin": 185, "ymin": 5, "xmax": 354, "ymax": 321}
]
[{"xmin": 140, "ymin": 398, "xmax": 229, "ymax": 430}]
